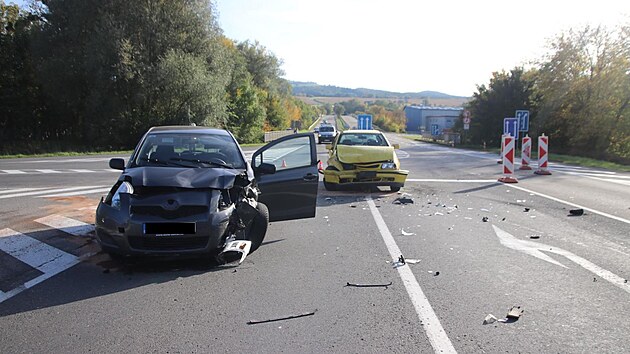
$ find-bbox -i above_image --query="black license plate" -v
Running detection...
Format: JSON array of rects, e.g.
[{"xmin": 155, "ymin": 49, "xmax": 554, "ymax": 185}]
[
  {"xmin": 143, "ymin": 223, "xmax": 196, "ymax": 235},
  {"xmin": 357, "ymin": 171, "xmax": 377, "ymax": 179}
]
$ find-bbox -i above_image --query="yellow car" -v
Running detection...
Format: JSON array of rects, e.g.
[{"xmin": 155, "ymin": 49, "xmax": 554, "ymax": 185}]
[{"xmin": 323, "ymin": 130, "xmax": 408, "ymax": 192}]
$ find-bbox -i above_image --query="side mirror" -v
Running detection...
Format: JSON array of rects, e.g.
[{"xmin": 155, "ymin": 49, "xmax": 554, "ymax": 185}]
[
  {"xmin": 109, "ymin": 158, "xmax": 125, "ymax": 170},
  {"xmin": 256, "ymin": 162, "xmax": 276, "ymax": 175},
  {"xmin": 393, "ymin": 144, "xmax": 400, "ymax": 150},
  {"xmin": 325, "ymin": 144, "xmax": 332, "ymax": 150}
]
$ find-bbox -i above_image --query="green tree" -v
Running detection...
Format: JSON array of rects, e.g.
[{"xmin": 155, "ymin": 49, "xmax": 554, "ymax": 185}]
[{"xmin": 465, "ymin": 68, "xmax": 537, "ymax": 147}]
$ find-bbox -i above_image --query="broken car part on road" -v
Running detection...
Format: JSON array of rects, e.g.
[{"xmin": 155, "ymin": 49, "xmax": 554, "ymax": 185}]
[{"xmin": 247, "ymin": 309, "xmax": 317, "ymax": 325}]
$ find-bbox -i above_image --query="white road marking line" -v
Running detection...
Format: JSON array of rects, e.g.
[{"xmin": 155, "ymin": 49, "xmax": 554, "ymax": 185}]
[
  {"xmin": 37, "ymin": 187, "xmax": 111, "ymax": 198},
  {"xmin": 17, "ymin": 157, "xmax": 127, "ymax": 163},
  {"xmin": 508, "ymin": 185, "xmax": 630, "ymax": 225},
  {"xmin": 0, "ymin": 170, "xmax": 27, "ymax": 174},
  {"xmin": 34, "ymin": 169, "xmax": 63, "ymax": 174},
  {"xmin": 104, "ymin": 169, "xmax": 121, "ymax": 172},
  {"xmin": 0, "ymin": 186, "xmax": 105, "ymax": 200},
  {"xmin": 68, "ymin": 169, "xmax": 96, "ymax": 173},
  {"xmin": 407, "ymin": 179, "xmax": 498, "ymax": 183},
  {"xmin": 35, "ymin": 215, "xmax": 95, "ymax": 236},
  {"xmin": 0, "ymin": 187, "xmax": 48, "ymax": 195},
  {"xmin": 586, "ymin": 176, "xmax": 630, "ymax": 187},
  {"xmin": 493, "ymin": 226, "xmax": 630, "ymax": 294},
  {"xmin": 0, "ymin": 228, "xmax": 79, "ymax": 304},
  {"xmin": 366, "ymin": 196, "xmax": 456, "ymax": 354}
]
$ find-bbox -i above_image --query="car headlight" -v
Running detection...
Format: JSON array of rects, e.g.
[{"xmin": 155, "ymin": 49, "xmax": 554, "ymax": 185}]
[
  {"xmin": 381, "ymin": 162, "xmax": 396, "ymax": 169},
  {"xmin": 111, "ymin": 181, "xmax": 133, "ymax": 210}
]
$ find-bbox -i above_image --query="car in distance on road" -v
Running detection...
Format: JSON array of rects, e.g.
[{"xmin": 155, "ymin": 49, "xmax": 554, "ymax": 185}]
[
  {"xmin": 317, "ymin": 124, "xmax": 337, "ymax": 144},
  {"xmin": 95, "ymin": 126, "xmax": 319, "ymax": 263},
  {"xmin": 323, "ymin": 130, "xmax": 408, "ymax": 192}
]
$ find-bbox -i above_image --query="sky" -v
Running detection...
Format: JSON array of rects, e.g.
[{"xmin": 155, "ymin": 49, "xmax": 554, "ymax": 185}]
[{"xmin": 216, "ymin": 0, "xmax": 629, "ymax": 96}]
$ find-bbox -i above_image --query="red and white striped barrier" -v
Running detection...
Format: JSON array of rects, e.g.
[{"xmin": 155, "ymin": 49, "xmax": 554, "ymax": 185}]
[
  {"xmin": 534, "ymin": 134, "xmax": 552, "ymax": 175},
  {"xmin": 498, "ymin": 135, "xmax": 518, "ymax": 183},
  {"xmin": 519, "ymin": 135, "xmax": 532, "ymax": 170},
  {"xmin": 497, "ymin": 134, "xmax": 506, "ymax": 164}
]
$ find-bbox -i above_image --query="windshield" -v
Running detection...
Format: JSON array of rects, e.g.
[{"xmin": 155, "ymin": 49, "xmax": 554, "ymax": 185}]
[
  {"xmin": 131, "ymin": 132, "xmax": 246, "ymax": 169},
  {"xmin": 319, "ymin": 126, "xmax": 334, "ymax": 132},
  {"xmin": 337, "ymin": 133, "xmax": 389, "ymax": 146}
]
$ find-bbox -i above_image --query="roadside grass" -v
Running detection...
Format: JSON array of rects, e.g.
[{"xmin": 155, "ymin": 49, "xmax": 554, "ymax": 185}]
[
  {"xmin": 404, "ymin": 135, "xmax": 630, "ymax": 172},
  {"xmin": 336, "ymin": 116, "xmax": 349, "ymax": 131}
]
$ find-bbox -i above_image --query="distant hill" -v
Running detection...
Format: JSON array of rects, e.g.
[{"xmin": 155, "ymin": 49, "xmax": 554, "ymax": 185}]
[{"xmin": 289, "ymin": 81, "xmax": 468, "ymax": 100}]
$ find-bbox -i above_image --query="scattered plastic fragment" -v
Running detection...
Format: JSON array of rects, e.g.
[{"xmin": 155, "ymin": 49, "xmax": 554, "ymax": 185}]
[
  {"xmin": 434, "ymin": 212, "xmax": 444, "ymax": 216},
  {"xmin": 517, "ymin": 200, "xmax": 526, "ymax": 203},
  {"xmin": 405, "ymin": 259, "xmax": 421, "ymax": 264},
  {"xmin": 346, "ymin": 282, "xmax": 392, "ymax": 289},
  {"xmin": 247, "ymin": 309, "xmax": 317, "ymax": 325},
  {"xmin": 529, "ymin": 235, "xmax": 541, "ymax": 239},
  {"xmin": 448, "ymin": 227, "xmax": 453, "ymax": 230},
  {"xmin": 398, "ymin": 255, "xmax": 405, "ymax": 264},
  {"xmin": 481, "ymin": 208, "xmax": 490, "ymax": 212},
  {"xmin": 483, "ymin": 314, "xmax": 498, "ymax": 325},
  {"xmin": 501, "ymin": 217, "xmax": 506, "ymax": 221},
  {"xmin": 524, "ymin": 208, "xmax": 530, "ymax": 212},
  {"xmin": 506, "ymin": 306, "xmax": 524, "ymax": 319},
  {"xmin": 569, "ymin": 209, "xmax": 584, "ymax": 216},
  {"xmin": 434, "ymin": 271, "xmax": 440, "ymax": 276},
  {"xmin": 393, "ymin": 197, "xmax": 414, "ymax": 205},
  {"xmin": 482, "ymin": 217, "xmax": 489, "ymax": 222},
  {"xmin": 325, "ymin": 197, "xmax": 332, "ymax": 201},
  {"xmin": 350, "ymin": 205, "xmax": 356, "ymax": 208},
  {"xmin": 401, "ymin": 229, "xmax": 415, "ymax": 236},
  {"xmin": 593, "ymin": 277, "xmax": 597, "ymax": 282}
]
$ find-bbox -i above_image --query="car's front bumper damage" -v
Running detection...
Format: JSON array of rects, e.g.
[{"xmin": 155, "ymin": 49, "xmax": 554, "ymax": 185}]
[
  {"xmin": 95, "ymin": 188, "xmax": 253, "ymax": 261},
  {"xmin": 323, "ymin": 168, "xmax": 408, "ymax": 188}
]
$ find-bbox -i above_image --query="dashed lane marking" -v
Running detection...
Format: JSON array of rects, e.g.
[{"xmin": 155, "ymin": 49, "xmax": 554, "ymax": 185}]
[
  {"xmin": 407, "ymin": 179, "xmax": 498, "ymax": 183},
  {"xmin": 366, "ymin": 196, "xmax": 457, "ymax": 354},
  {"xmin": 0, "ymin": 188, "xmax": 48, "ymax": 195},
  {"xmin": 0, "ymin": 170, "xmax": 27, "ymax": 174},
  {"xmin": 0, "ymin": 186, "xmax": 107, "ymax": 200},
  {"xmin": 34, "ymin": 215, "xmax": 95, "ymax": 236},
  {"xmin": 0, "ymin": 228, "xmax": 80, "ymax": 304},
  {"xmin": 0, "ymin": 169, "xmax": 120, "ymax": 175},
  {"xmin": 36, "ymin": 187, "xmax": 111, "ymax": 198}
]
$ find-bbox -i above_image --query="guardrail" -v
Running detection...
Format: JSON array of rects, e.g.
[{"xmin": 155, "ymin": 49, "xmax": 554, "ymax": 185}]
[{"xmin": 264, "ymin": 130, "xmax": 295, "ymax": 142}]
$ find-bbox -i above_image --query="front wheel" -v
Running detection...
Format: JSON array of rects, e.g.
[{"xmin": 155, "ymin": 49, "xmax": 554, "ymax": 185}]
[{"xmin": 239, "ymin": 202, "xmax": 269, "ymax": 254}]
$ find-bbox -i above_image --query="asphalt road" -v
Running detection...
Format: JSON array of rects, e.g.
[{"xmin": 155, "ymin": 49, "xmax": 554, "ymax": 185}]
[{"xmin": 1, "ymin": 134, "xmax": 629, "ymax": 353}]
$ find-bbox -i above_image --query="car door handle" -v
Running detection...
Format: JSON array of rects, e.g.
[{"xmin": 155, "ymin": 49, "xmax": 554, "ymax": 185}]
[{"xmin": 303, "ymin": 173, "xmax": 318, "ymax": 181}]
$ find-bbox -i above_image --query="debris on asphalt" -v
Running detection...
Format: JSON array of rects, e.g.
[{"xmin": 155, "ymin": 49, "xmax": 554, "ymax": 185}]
[
  {"xmin": 393, "ymin": 197, "xmax": 414, "ymax": 205},
  {"xmin": 569, "ymin": 208, "xmax": 584, "ymax": 216},
  {"xmin": 399, "ymin": 254, "xmax": 406, "ymax": 264},
  {"xmin": 481, "ymin": 208, "xmax": 490, "ymax": 212},
  {"xmin": 346, "ymin": 282, "xmax": 393, "ymax": 289},
  {"xmin": 434, "ymin": 212, "xmax": 444, "ymax": 216},
  {"xmin": 517, "ymin": 199, "xmax": 527, "ymax": 203},
  {"xmin": 529, "ymin": 235, "xmax": 541, "ymax": 239},
  {"xmin": 482, "ymin": 217, "xmax": 489, "ymax": 222},
  {"xmin": 483, "ymin": 314, "xmax": 498, "ymax": 325},
  {"xmin": 405, "ymin": 259, "xmax": 421, "ymax": 264},
  {"xmin": 325, "ymin": 197, "xmax": 332, "ymax": 201},
  {"xmin": 506, "ymin": 306, "xmax": 524, "ymax": 319},
  {"xmin": 593, "ymin": 277, "xmax": 597, "ymax": 282},
  {"xmin": 524, "ymin": 207, "xmax": 530, "ymax": 212},
  {"xmin": 501, "ymin": 217, "xmax": 506, "ymax": 221},
  {"xmin": 434, "ymin": 271, "xmax": 440, "ymax": 276},
  {"xmin": 448, "ymin": 227, "xmax": 453, "ymax": 231},
  {"xmin": 401, "ymin": 229, "xmax": 415, "ymax": 236},
  {"xmin": 247, "ymin": 309, "xmax": 317, "ymax": 325},
  {"xmin": 350, "ymin": 205, "xmax": 356, "ymax": 208}
]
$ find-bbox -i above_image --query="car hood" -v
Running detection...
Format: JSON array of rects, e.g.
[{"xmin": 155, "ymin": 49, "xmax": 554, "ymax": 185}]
[
  {"xmin": 122, "ymin": 167, "xmax": 243, "ymax": 189},
  {"xmin": 336, "ymin": 145, "xmax": 395, "ymax": 163}
]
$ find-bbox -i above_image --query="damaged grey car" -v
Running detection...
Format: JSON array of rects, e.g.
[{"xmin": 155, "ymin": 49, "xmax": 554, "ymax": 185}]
[{"xmin": 95, "ymin": 126, "xmax": 319, "ymax": 264}]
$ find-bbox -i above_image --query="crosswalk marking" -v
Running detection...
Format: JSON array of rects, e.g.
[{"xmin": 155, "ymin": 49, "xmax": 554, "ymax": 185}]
[
  {"xmin": 34, "ymin": 215, "xmax": 95, "ymax": 236},
  {"xmin": 0, "ymin": 186, "xmax": 106, "ymax": 200},
  {"xmin": 0, "ymin": 228, "xmax": 80, "ymax": 304}
]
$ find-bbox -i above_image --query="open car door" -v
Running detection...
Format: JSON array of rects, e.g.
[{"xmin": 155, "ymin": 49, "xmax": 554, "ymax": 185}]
[{"xmin": 252, "ymin": 133, "xmax": 319, "ymax": 222}]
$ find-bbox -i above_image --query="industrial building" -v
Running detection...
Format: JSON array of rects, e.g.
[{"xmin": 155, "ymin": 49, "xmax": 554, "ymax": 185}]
[{"xmin": 404, "ymin": 106, "xmax": 463, "ymax": 134}]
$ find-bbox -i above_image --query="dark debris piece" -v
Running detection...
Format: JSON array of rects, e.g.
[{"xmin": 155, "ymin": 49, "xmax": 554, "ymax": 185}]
[
  {"xmin": 247, "ymin": 310, "xmax": 317, "ymax": 325},
  {"xmin": 393, "ymin": 197, "xmax": 414, "ymax": 205},
  {"xmin": 569, "ymin": 208, "xmax": 584, "ymax": 216},
  {"xmin": 524, "ymin": 207, "xmax": 530, "ymax": 212},
  {"xmin": 398, "ymin": 254, "xmax": 406, "ymax": 264},
  {"xmin": 346, "ymin": 282, "xmax": 393, "ymax": 289},
  {"xmin": 529, "ymin": 235, "xmax": 541, "ymax": 239},
  {"xmin": 434, "ymin": 271, "xmax": 440, "ymax": 276},
  {"xmin": 482, "ymin": 217, "xmax": 489, "ymax": 222}
]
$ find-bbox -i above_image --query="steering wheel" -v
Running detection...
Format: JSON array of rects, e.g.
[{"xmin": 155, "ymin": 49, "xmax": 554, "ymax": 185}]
[{"xmin": 208, "ymin": 152, "xmax": 229, "ymax": 166}]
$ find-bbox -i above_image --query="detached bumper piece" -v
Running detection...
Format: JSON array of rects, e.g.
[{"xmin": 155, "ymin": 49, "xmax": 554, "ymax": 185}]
[{"xmin": 218, "ymin": 240, "xmax": 252, "ymax": 264}]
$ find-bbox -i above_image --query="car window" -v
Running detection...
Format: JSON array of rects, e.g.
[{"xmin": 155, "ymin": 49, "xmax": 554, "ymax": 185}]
[
  {"xmin": 132, "ymin": 133, "xmax": 246, "ymax": 168},
  {"xmin": 319, "ymin": 126, "xmax": 334, "ymax": 132},
  {"xmin": 253, "ymin": 136, "xmax": 311, "ymax": 170},
  {"xmin": 337, "ymin": 133, "xmax": 388, "ymax": 146}
]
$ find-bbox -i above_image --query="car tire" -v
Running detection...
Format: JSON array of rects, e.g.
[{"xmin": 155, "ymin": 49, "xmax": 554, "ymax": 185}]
[{"xmin": 240, "ymin": 202, "xmax": 269, "ymax": 254}]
